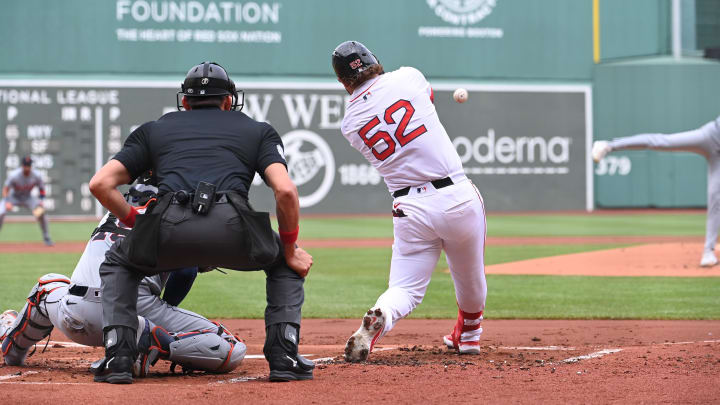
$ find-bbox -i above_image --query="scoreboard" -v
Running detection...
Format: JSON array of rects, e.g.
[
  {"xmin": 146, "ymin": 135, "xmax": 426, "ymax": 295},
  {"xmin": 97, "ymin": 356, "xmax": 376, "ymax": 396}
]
[{"xmin": 0, "ymin": 81, "xmax": 179, "ymax": 217}]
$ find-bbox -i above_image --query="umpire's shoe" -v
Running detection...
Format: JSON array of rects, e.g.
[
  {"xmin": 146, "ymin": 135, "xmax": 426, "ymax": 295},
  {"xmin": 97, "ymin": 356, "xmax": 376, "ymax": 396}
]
[
  {"xmin": 264, "ymin": 323, "xmax": 314, "ymax": 382},
  {"xmin": 93, "ymin": 326, "xmax": 137, "ymax": 384}
]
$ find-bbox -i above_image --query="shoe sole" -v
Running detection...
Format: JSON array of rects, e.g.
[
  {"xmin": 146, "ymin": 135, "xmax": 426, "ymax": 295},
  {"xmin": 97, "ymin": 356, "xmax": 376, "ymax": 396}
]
[
  {"xmin": 344, "ymin": 308, "xmax": 385, "ymax": 363},
  {"xmin": 94, "ymin": 372, "xmax": 133, "ymax": 384},
  {"xmin": 269, "ymin": 370, "xmax": 314, "ymax": 382}
]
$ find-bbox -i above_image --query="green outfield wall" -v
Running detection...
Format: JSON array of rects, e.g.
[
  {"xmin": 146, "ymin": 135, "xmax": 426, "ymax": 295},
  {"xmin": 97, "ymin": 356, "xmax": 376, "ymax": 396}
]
[
  {"xmin": 0, "ymin": 0, "xmax": 672, "ymax": 80},
  {"xmin": 1, "ymin": 1, "xmax": 719, "ymax": 213},
  {"xmin": 593, "ymin": 57, "xmax": 720, "ymax": 208}
]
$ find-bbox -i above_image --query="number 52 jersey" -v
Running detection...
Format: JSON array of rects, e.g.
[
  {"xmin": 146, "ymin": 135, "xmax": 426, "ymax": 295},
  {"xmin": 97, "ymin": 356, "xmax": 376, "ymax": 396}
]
[{"xmin": 340, "ymin": 67, "xmax": 465, "ymax": 194}]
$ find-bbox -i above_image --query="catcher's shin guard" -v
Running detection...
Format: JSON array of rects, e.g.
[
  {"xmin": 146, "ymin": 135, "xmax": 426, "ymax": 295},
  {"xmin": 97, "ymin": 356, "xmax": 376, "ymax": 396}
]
[
  {"xmin": 264, "ymin": 323, "xmax": 314, "ymax": 381},
  {"xmin": 139, "ymin": 323, "xmax": 247, "ymax": 375},
  {"xmin": 1, "ymin": 274, "xmax": 70, "ymax": 366}
]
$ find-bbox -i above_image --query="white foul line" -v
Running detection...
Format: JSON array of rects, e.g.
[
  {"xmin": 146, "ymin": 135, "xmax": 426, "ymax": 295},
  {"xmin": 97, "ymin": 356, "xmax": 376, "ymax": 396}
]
[
  {"xmin": 213, "ymin": 376, "xmax": 261, "ymax": 384},
  {"xmin": 0, "ymin": 371, "xmax": 38, "ymax": 381},
  {"xmin": 662, "ymin": 339, "xmax": 720, "ymax": 346},
  {"xmin": 47, "ymin": 340, "xmax": 87, "ymax": 348},
  {"xmin": 497, "ymin": 345, "xmax": 577, "ymax": 351},
  {"xmin": 563, "ymin": 349, "xmax": 622, "ymax": 363}
]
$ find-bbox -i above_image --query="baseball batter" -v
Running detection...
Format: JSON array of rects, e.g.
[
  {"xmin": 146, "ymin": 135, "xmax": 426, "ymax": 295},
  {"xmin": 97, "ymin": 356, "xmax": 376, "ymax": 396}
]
[
  {"xmin": 0, "ymin": 177, "xmax": 246, "ymax": 376},
  {"xmin": 0, "ymin": 156, "xmax": 53, "ymax": 246},
  {"xmin": 332, "ymin": 41, "xmax": 487, "ymax": 361},
  {"xmin": 592, "ymin": 115, "xmax": 720, "ymax": 267}
]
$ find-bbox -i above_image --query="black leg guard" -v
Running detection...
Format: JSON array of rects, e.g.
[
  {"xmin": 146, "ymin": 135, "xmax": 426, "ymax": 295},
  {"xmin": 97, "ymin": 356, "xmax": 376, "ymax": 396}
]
[
  {"xmin": 93, "ymin": 325, "xmax": 137, "ymax": 384},
  {"xmin": 263, "ymin": 323, "xmax": 314, "ymax": 382}
]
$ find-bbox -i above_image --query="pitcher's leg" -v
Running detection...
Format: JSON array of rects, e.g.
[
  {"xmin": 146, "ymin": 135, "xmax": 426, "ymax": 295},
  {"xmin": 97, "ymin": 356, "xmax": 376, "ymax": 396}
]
[
  {"xmin": 0, "ymin": 200, "xmax": 6, "ymax": 232},
  {"xmin": 702, "ymin": 158, "xmax": 720, "ymax": 266}
]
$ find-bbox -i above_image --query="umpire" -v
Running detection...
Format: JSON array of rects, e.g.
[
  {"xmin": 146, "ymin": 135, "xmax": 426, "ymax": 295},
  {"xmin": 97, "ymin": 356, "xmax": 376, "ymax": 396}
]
[{"xmin": 88, "ymin": 62, "xmax": 314, "ymax": 383}]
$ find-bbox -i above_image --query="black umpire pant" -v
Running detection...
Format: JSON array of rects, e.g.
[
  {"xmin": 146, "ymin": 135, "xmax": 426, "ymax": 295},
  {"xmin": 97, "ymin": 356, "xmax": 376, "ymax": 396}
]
[{"xmin": 99, "ymin": 196, "xmax": 304, "ymax": 331}]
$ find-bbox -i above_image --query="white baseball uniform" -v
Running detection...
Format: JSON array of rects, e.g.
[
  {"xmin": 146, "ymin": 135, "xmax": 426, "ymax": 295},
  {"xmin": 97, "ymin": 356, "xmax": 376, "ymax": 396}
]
[
  {"xmin": 604, "ymin": 116, "xmax": 720, "ymax": 261},
  {"xmin": 341, "ymin": 67, "xmax": 487, "ymax": 340}
]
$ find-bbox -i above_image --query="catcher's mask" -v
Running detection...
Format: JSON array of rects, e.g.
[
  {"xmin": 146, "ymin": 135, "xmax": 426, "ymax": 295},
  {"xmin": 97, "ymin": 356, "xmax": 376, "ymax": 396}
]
[{"xmin": 176, "ymin": 61, "xmax": 244, "ymax": 111}]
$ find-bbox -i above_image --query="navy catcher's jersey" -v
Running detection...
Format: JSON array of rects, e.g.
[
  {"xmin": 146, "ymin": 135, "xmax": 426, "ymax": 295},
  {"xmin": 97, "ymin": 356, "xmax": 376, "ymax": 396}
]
[{"xmin": 113, "ymin": 107, "xmax": 286, "ymax": 199}]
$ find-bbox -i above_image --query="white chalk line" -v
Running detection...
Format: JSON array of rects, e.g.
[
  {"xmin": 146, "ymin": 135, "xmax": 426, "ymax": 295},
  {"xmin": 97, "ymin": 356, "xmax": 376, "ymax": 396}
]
[
  {"xmin": 0, "ymin": 371, "xmax": 38, "ymax": 381},
  {"xmin": 661, "ymin": 339, "xmax": 720, "ymax": 346},
  {"xmin": 562, "ymin": 349, "xmax": 623, "ymax": 363},
  {"xmin": 496, "ymin": 345, "xmax": 577, "ymax": 351},
  {"xmin": 47, "ymin": 340, "xmax": 87, "ymax": 348}
]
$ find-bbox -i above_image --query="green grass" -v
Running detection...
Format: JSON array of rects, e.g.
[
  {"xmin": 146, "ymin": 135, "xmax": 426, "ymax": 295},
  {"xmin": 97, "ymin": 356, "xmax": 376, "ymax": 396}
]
[
  {"xmin": 0, "ymin": 212, "xmax": 706, "ymax": 242},
  {"xmin": 2, "ymin": 245, "xmax": 718, "ymax": 320}
]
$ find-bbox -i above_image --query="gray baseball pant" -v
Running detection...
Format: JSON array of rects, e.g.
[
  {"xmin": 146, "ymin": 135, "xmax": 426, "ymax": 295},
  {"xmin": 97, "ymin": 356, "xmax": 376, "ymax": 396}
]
[{"xmin": 608, "ymin": 119, "xmax": 720, "ymax": 253}]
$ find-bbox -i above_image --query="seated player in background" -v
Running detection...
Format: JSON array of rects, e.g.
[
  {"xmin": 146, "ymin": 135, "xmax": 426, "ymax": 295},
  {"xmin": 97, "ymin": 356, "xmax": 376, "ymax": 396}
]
[
  {"xmin": 0, "ymin": 156, "xmax": 53, "ymax": 246},
  {"xmin": 0, "ymin": 171, "xmax": 245, "ymax": 376},
  {"xmin": 592, "ymin": 116, "xmax": 720, "ymax": 267}
]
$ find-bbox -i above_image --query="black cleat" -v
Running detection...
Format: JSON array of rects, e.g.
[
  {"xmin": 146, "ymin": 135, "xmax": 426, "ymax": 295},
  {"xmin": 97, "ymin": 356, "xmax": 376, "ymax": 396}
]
[
  {"xmin": 93, "ymin": 355, "xmax": 134, "ymax": 384},
  {"xmin": 268, "ymin": 353, "xmax": 314, "ymax": 382},
  {"xmin": 264, "ymin": 323, "xmax": 314, "ymax": 382}
]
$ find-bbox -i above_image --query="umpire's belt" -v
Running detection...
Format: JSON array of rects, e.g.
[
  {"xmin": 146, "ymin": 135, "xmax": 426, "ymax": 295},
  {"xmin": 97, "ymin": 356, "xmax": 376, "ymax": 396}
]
[
  {"xmin": 392, "ymin": 177, "xmax": 454, "ymax": 198},
  {"xmin": 68, "ymin": 284, "xmax": 101, "ymax": 299},
  {"xmin": 169, "ymin": 192, "xmax": 235, "ymax": 205}
]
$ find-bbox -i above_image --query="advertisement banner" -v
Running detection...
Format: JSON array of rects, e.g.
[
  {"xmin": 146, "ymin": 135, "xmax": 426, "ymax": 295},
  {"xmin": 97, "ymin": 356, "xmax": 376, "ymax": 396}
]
[{"xmin": 0, "ymin": 80, "xmax": 590, "ymax": 216}]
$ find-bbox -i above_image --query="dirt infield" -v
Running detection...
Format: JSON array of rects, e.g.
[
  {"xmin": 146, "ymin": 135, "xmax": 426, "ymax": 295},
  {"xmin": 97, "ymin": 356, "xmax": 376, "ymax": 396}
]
[
  {"xmin": 2, "ymin": 233, "xmax": 718, "ymax": 403},
  {"xmin": 1, "ymin": 319, "xmax": 718, "ymax": 404},
  {"xmin": 484, "ymin": 242, "xmax": 720, "ymax": 277}
]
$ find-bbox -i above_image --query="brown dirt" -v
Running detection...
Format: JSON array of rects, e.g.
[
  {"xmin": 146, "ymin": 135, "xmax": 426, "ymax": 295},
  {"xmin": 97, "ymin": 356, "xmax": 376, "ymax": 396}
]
[
  {"xmin": 484, "ymin": 242, "xmax": 720, "ymax": 277},
  {"xmin": 1, "ymin": 319, "xmax": 718, "ymax": 404}
]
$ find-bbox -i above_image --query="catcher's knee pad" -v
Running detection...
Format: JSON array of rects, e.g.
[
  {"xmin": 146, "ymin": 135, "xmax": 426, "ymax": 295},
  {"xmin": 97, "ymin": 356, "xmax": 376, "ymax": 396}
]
[
  {"xmin": 145, "ymin": 325, "xmax": 246, "ymax": 374},
  {"xmin": 1, "ymin": 274, "xmax": 70, "ymax": 366}
]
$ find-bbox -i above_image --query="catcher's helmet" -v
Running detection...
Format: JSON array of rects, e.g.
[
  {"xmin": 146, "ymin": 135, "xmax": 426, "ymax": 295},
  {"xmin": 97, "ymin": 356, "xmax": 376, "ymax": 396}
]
[
  {"xmin": 331, "ymin": 41, "xmax": 379, "ymax": 82},
  {"xmin": 176, "ymin": 61, "xmax": 244, "ymax": 111}
]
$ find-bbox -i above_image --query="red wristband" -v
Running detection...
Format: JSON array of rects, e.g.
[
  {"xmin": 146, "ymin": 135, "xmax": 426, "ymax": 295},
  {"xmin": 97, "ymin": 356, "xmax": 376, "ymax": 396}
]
[
  {"xmin": 279, "ymin": 226, "xmax": 299, "ymax": 245},
  {"xmin": 120, "ymin": 207, "xmax": 138, "ymax": 228}
]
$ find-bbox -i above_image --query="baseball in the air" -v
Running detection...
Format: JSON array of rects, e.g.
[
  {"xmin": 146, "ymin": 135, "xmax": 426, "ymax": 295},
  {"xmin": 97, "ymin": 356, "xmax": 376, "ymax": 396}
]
[{"xmin": 453, "ymin": 88, "xmax": 468, "ymax": 103}]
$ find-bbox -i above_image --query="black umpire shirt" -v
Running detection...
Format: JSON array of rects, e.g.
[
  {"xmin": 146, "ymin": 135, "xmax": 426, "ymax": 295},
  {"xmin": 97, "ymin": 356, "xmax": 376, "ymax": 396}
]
[{"xmin": 113, "ymin": 107, "xmax": 287, "ymax": 200}]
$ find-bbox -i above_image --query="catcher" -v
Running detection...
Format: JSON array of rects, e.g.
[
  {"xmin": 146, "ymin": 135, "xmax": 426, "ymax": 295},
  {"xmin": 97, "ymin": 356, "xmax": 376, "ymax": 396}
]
[{"xmin": 0, "ymin": 172, "xmax": 246, "ymax": 376}]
